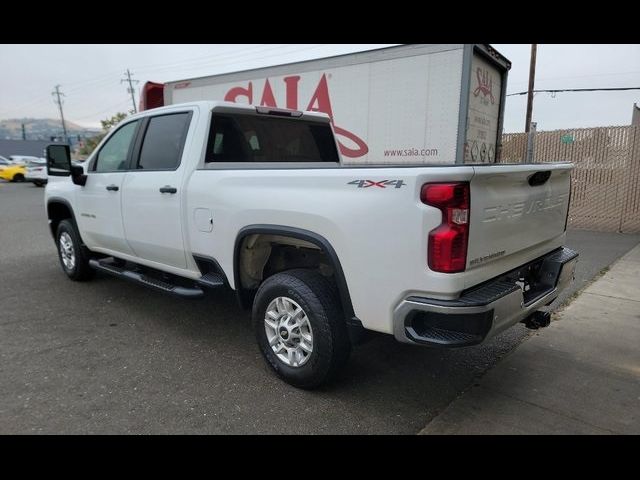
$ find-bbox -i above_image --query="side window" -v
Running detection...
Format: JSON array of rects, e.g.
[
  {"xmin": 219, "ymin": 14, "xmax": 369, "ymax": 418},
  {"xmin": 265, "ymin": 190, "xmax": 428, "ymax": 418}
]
[
  {"xmin": 137, "ymin": 113, "xmax": 191, "ymax": 170},
  {"xmin": 95, "ymin": 121, "xmax": 138, "ymax": 172}
]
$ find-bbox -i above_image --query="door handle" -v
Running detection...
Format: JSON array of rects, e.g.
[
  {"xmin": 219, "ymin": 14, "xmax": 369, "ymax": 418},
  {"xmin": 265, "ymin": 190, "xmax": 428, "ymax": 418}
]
[
  {"xmin": 106, "ymin": 184, "xmax": 119, "ymax": 191},
  {"xmin": 159, "ymin": 186, "xmax": 177, "ymax": 194}
]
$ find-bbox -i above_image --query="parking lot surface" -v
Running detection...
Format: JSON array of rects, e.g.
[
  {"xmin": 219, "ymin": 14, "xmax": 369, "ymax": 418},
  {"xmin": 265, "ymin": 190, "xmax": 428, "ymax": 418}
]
[{"xmin": 1, "ymin": 181, "xmax": 638, "ymax": 434}]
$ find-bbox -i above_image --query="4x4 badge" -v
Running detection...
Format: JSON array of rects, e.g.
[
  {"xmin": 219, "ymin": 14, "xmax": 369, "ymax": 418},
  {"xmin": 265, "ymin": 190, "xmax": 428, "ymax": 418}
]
[{"xmin": 348, "ymin": 180, "xmax": 407, "ymax": 189}]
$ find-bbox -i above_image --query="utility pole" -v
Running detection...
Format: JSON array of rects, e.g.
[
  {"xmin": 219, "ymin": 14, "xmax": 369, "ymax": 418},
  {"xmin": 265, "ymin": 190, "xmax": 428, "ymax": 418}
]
[
  {"xmin": 525, "ymin": 44, "xmax": 538, "ymax": 133},
  {"xmin": 121, "ymin": 69, "xmax": 139, "ymax": 113},
  {"xmin": 526, "ymin": 122, "xmax": 537, "ymax": 163},
  {"xmin": 51, "ymin": 85, "xmax": 68, "ymax": 143},
  {"xmin": 21, "ymin": 123, "xmax": 26, "ymax": 140}
]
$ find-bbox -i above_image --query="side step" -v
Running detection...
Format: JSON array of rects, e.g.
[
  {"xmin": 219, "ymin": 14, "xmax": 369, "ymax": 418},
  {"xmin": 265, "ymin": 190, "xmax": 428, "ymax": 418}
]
[
  {"xmin": 197, "ymin": 272, "xmax": 225, "ymax": 289},
  {"xmin": 89, "ymin": 259, "xmax": 204, "ymax": 299}
]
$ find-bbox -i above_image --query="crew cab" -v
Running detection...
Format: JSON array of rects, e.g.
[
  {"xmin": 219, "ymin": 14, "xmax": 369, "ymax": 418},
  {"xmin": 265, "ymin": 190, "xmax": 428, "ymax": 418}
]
[{"xmin": 44, "ymin": 101, "xmax": 578, "ymax": 388}]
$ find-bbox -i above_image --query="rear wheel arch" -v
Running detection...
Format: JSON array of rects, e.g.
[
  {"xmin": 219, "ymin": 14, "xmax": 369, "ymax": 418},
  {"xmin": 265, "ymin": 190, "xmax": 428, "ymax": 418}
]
[{"xmin": 233, "ymin": 225, "xmax": 355, "ymax": 321}]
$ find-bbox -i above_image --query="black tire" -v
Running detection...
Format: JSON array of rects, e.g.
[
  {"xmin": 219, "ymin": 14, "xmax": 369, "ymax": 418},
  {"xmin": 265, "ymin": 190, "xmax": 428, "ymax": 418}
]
[
  {"xmin": 55, "ymin": 219, "xmax": 95, "ymax": 281},
  {"xmin": 13, "ymin": 173, "xmax": 25, "ymax": 182},
  {"xmin": 34, "ymin": 181, "xmax": 44, "ymax": 187},
  {"xmin": 252, "ymin": 269, "xmax": 351, "ymax": 389}
]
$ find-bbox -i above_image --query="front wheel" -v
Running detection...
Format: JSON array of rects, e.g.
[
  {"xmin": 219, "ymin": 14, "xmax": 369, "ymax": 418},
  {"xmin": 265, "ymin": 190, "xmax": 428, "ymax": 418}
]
[
  {"xmin": 13, "ymin": 173, "xmax": 25, "ymax": 182},
  {"xmin": 56, "ymin": 219, "xmax": 95, "ymax": 281},
  {"xmin": 252, "ymin": 269, "xmax": 351, "ymax": 389}
]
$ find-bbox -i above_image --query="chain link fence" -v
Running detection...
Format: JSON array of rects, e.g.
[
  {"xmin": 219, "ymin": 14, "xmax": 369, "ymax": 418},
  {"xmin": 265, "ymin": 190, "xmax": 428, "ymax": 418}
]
[{"xmin": 500, "ymin": 126, "xmax": 640, "ymax": 233}]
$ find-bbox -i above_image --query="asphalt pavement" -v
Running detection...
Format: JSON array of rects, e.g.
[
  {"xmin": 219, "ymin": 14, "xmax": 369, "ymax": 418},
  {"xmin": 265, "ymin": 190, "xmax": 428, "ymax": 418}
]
[{"xmin": 1, "ymin": 181, "xmax": 638, "ymax": 434}]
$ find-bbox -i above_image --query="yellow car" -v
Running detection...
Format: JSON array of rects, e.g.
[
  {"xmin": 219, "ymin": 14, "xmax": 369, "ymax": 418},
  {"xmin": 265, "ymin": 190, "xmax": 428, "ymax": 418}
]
[{"xmin": 0, "ymin": 164, "xmax": 27, "ymax": 182}]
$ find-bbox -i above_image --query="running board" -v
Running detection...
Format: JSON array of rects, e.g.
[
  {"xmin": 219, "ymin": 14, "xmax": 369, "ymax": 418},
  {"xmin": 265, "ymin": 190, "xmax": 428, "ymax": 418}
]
[
  {"xmin": 197, "ymin": 272, "xmax": 225, "ymax": 288},
  {"xmin": 89, "ymin": 259, "xmax": 204, "ymax": 299}
]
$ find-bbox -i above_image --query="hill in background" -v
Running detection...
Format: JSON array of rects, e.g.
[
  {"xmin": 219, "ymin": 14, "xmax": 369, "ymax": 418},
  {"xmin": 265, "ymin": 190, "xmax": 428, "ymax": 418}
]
[{"xmin": 0, "ymin": 118, "xmax": 100, "ymax": 141}]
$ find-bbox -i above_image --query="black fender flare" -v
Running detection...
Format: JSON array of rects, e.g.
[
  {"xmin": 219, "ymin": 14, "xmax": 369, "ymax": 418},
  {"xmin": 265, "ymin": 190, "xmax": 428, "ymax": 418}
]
[
  {"xmin": 46, "ymin": 197, "xmax": 85, "ymax": 245},
  {"xmin": 233, "ymin": 224, "xmax": 356, "ymax": 321}
]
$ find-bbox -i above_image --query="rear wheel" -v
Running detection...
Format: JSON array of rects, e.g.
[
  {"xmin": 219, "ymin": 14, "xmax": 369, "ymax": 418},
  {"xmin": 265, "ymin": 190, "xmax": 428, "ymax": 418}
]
[
  {"xmin": 34, "ymin": 181, "xmax": 44, "ymax": 187},
  {"xmin": 56, "ymin": 219, "xmax": 95, "ymax": 281},
  {"xmin": 252, "ymin": 269, "xmax": 351, "ymax": 389},
  {"xmin": 13, "ymin": 173, "xmax": 24, "ymax": 182}
]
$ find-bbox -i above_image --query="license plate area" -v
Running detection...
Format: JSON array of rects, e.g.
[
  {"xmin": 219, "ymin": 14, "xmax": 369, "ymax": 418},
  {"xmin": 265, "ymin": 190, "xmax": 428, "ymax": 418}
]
[
  {"xmin": 502, "ymin": 248, "xmax": 578, "ymax": 306},
  {"xmin": 506, "ymin": 258, "xmax": 550, "ymax": 305}
]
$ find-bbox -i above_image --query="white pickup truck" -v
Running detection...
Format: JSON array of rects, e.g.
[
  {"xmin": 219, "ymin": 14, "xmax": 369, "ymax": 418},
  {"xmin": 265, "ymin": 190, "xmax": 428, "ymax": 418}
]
[{"xmin": 44, "ymin": 101, "xmax": 578, "ymax": 388}]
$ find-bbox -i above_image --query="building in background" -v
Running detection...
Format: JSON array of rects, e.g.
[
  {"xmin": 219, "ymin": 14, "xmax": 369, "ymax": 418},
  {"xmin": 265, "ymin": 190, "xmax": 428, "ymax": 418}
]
[{"xmin": 0, "ymin": 139, "xmax": 64, "ymax": 159}]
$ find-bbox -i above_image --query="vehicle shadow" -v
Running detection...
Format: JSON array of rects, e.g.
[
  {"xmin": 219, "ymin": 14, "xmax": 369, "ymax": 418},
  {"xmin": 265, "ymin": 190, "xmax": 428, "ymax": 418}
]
[{"xmin": 65, "ymin": 271, "xmax": 530, "ymax": 433}]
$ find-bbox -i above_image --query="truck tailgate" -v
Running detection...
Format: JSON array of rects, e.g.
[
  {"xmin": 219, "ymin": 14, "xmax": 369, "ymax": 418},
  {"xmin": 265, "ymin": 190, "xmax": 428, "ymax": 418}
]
[{"xmin": 466, "ymin": 163, "xmax": 573, "ymax": 273}]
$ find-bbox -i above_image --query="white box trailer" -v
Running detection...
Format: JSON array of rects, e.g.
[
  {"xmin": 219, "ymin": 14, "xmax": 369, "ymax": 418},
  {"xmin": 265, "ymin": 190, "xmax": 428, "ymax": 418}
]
[{"xmin": 140, "ymin": 44, "xmax": 511, "ymax": 165}]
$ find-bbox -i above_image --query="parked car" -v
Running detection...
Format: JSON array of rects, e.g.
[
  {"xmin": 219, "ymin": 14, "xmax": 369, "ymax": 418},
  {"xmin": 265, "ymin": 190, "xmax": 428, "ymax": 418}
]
[
  {"xmin": 25, "ymin": 158, "xmax": 47, "ymax": 187},
  {"xmin": 0, "ymin": 155, "xmax": 12, "ymax": 169},
  {"xmin": 0, "ymin": 164, "xmax": 26, "ymax": 182},
  {"xmin": 9, "ymin": 155, "xmax": 38, "ymax": 166},
  {"xmin": 8, "ymin": 155, "xmax": 41, "ymax": 166},
  {"xmin": 44, "ymin": 101, "xmax": 578, "ymax": 389}
]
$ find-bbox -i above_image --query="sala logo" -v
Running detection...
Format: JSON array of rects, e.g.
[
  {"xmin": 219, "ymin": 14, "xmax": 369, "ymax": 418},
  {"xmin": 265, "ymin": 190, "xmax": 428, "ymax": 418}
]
[
  {"xmin": 224, "ymin": 74, "xmax": 368, "ymax": 158},
  {"xmin": 472, "ymin": 67, "xmax": 495, "ymax": 105}
]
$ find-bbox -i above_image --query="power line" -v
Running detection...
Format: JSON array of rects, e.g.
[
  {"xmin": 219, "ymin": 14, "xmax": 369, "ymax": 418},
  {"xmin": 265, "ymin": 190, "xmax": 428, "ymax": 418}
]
[
  {"xmin": 63, "ymin": 71, "xmax": 122, "ymax": 89},
  {"xmin": 27, "ymin": 46, "xmax": 287, "ymax": 100},
  {"xmin": 0, "ymin": 45, "xmax": 365, "ymax": 122},
  {"xmin": 51, "ymin": 85, "xmax": 68, "ymax": 143},
  {"xmin": 1, "ymin": 92, "xmax": 59, "ymax": 115},
  {"xmin": 135, "ymin": 44, "xmax": 326, "ymax": 78},
  {"xmin": 1, "ymin": 45, "xmax": 329, "ymax": 119},
  {"xmin": 70, "ymin": 99, "xmax": 132, "ymax": 123},
  {"xmin": 13, "ymin": 45, "xmax": 310, "ymax": 114},
  {"xmin": 133, "ymin": 44, "xmax": 294, "ymax": 74},
  {"xmin": 121, "ymin": 69, "xmax": 139, "ymax": 113},
  {"xmin": 508, "ymin": 70, "xmax": 640, "ymax": 88},
  {"xmin": 65, "ymin": 74, "xmax": 122, "ymax": 96},
  {"xmin": 507, "ymin": 86, "xmax": 640, "ymax": 97},
  {"xmin": 42, "ymin": 45, "xmax": 287, "ymax": 96}
]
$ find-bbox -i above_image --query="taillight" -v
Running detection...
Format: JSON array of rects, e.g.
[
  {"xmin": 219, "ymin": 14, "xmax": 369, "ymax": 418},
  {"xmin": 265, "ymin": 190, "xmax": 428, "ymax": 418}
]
[{"xmin": 421, "ymin": 182, "xmax": 470, "ymax": 273}]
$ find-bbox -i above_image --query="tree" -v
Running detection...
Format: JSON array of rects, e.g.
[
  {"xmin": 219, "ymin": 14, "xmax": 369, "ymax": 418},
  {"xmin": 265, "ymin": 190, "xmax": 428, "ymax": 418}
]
[
  {"xmin": 100, "ymin": 111, "xmax": 128, "ymax": 131},
  {"xmin": 77, "ymin": 111, "xmax": 130, "ymax": 158}
]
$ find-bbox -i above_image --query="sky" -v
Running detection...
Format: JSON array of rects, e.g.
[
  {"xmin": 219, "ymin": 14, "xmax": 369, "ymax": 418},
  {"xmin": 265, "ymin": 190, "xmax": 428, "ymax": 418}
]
[{"xmin": 0, "ymin": 44, "xmax": 639, "ymax": 132}]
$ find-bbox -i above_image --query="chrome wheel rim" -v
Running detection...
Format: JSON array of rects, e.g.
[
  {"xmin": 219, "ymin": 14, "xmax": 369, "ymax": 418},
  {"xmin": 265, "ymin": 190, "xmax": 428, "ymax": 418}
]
[
  {"xmin": 59, "ymin": 232, "xmax": 76, "ymax": 271},
  {"xmin": 264, "ymin": 296, "xmax": 313, "ymax": 367}
]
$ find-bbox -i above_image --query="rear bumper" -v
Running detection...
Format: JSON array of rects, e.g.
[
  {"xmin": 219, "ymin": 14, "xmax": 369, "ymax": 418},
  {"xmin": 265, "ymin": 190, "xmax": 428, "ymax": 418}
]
[{"xmin": 393, "ymin": 247, "xmax": 579, "ymax": 347}]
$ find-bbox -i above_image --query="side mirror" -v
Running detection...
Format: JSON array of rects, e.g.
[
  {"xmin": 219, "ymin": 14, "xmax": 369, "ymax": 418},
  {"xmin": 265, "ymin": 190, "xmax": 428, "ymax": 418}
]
[
  {"xmin": 46, "ymin": 144, "xmax": 71, "ymax": 177},
  {"xmin": 46, "ymin": 144, "xmax": 86, "ymax": 186}
]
